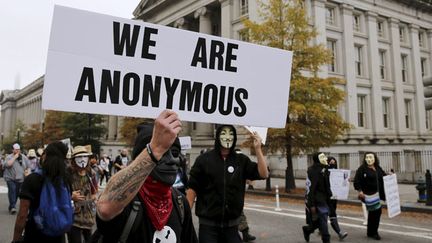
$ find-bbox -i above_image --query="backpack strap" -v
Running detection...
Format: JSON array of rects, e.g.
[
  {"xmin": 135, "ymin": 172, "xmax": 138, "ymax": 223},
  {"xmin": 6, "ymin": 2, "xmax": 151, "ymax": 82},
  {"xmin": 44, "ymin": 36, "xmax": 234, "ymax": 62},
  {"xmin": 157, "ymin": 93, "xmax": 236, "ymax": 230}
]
[
  {"xmin": 118, "ymin": 199, "xmax": 141, "ymax": 243},
  {"xmin": 172, "ymin": 188, "xmax": 185, "ymax": 224}
]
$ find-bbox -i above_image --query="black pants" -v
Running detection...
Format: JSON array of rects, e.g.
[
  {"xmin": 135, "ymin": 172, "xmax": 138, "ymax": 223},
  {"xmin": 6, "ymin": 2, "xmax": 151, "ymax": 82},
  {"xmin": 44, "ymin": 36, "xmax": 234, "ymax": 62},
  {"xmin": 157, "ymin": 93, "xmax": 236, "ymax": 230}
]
[
  {"xmin": 67, "ymin": 226, "xmax": 92, "ymax": 243},
  {"xmin": 304, "ymin": 205, "xmax": 330, "ymax": 243},
  {"xmin": 199, "ymin": 224, "xmax": 242, "ymax": 243},
  {"xmin": 367, "ymin": 207, "xmax": 382, "ymax": 236}
]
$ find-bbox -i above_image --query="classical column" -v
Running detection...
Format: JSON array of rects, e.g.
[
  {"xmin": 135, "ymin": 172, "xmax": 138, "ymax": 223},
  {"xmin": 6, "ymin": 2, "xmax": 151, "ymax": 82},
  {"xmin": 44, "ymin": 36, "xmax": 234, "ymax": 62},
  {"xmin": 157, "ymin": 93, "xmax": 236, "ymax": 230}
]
[
  {"xmin": 389, "ymin": 18, "xmax": 405, "ymax": 134},
  {"xmin": 366, "ymin": 11, "xmax": 384, "ymax": 134},
  {"xmin": 312, "ymin": 0, "xmax": 328, "ymax": 78},
  {"xmin": 108, "ymin": 116, "xmax": 118, "ymax": 141},
  {"xmin": 174, "ymin": 17, "xmax": 189, "ymax": 30},
  {"xmin": 194, "ymin": 7, "xmax": 212, "ymax": 34},
  {"xmin": 192, "ymin": 6, "xmax": 214, "ymax": 139},
  {"xmin": 428, "ymin": 30, "xmax": 432, "ymax": 75},
  {"xmin": 117, "ymin": 117, "xmax": 124, "ymax": 140},
  {"xmin": 219, "ymin": 0, "xmax": 232, "ymax": 38},
  {"xmin": 409, "ymin": 24, "xmax": 427, "ymax": 134},
  {"xmin": 341, "ymin": 4, "xmax": 357, "ymax": 127}
]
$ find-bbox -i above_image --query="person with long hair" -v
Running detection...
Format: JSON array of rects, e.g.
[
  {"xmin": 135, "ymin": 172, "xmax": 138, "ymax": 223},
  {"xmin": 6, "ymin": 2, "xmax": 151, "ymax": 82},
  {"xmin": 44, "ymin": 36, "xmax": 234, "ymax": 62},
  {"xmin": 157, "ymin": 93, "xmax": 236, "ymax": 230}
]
[
  {"xmin": 12, "ymin": 141, "xmax": 69, "ymax": 243},
  {"xmin": 67, "ymin": 146, "xmax": 98, "ymax": 243},
  {"xmin": 354, "ymin": 152, "xmax": 387, "ymax": 240},
  {"xmin": 327, "ymin": 156, "xmax": 348, "ymax": 241}
]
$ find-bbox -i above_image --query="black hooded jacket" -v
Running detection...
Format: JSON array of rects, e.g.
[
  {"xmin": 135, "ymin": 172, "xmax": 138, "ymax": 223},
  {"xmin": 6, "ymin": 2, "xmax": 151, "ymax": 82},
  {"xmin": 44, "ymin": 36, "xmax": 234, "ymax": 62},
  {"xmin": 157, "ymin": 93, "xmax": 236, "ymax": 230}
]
[
  {"xmin": 188, "ymin": 125, "xmax": 263, "ymax": 225},
  {"xmin": 305, "ymin": 153, "xmax": 332, "ymax": 207}
]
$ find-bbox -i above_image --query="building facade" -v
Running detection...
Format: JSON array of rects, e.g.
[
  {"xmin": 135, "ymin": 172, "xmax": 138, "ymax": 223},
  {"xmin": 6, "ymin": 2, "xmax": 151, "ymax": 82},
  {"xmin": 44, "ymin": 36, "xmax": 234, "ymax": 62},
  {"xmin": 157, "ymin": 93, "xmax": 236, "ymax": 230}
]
[{"xmin": 132, "ymin": 0, "xmax": 432, "ymax": 181}]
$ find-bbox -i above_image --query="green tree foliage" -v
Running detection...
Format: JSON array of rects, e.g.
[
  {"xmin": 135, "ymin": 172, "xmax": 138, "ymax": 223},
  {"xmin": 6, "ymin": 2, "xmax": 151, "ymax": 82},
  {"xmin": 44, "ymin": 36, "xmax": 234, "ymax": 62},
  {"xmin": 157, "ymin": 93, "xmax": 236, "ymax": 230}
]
[
  {"xmin": 62, "ymin": 113, "xmax": 107, "ymax": 154},
  {"xmin": 22, "ymin": 124, "xmax": 44, "ymax": 150},
  {"xmin": 43, "ymin": 110, "xmax": 67, "ymax": 144},
  {"xmin": 119, "ymin": 117, "xmax": 154, "ymax": 147},
  {"xmin": 243, "ymin": 0, "xmax": 350, "ymax": 191}
]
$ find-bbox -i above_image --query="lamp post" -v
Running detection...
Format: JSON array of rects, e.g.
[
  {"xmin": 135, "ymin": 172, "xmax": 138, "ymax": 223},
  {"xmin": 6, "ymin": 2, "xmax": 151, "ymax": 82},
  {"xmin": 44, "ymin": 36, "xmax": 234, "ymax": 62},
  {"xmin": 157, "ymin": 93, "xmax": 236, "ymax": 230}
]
[
  {"xmin": 17, "ymin": 128, "xmax": 21, "ymax": 144},
  {"xmin": 41, "ymin": 120, "xmax": 45, "ymax": 147}
]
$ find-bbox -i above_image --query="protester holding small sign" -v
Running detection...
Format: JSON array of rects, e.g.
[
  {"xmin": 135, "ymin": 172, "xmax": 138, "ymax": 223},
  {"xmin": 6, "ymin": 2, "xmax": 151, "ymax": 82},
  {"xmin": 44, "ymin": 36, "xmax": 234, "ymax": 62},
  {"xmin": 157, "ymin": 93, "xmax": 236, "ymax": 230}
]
[
  {"xmin": 327, "ymin": 157, "xmax": 348, "ymax": 240},
  {"xmin": 354, "ymin": 152, "xmax": 387, "ymax": 241}
]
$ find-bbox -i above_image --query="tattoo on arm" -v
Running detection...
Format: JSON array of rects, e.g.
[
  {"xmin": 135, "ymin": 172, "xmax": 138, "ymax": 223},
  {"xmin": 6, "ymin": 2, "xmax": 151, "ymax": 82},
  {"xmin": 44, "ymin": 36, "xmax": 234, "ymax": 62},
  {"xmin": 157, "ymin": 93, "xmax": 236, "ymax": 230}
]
[{"xmin": 101, "ymin": 150, "xmax": 156, "ymax": 203}]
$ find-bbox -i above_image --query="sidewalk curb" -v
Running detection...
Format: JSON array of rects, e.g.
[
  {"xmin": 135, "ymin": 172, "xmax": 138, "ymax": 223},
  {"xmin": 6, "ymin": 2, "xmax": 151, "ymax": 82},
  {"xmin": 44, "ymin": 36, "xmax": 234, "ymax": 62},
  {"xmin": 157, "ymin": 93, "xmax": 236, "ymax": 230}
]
[{"xmin": 246, "ymin": 190, "xmax": 432, "ymax": 215}]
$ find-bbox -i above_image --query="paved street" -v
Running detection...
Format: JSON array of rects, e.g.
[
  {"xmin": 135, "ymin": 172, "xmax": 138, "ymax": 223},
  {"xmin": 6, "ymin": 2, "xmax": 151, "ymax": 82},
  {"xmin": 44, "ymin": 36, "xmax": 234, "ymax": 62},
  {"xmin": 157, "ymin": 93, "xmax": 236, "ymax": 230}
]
[{"xmin": 1, "ymin": 180, "xmax": 432, "ymax": 243}]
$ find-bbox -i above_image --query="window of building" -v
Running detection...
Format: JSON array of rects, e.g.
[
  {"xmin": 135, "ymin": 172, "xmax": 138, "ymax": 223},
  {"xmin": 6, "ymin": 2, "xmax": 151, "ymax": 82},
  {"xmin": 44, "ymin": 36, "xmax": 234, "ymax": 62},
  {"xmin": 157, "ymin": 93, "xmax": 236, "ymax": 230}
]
[
  {"xmin": 326, "ymin": 7, "xmax": 336, "ymax": 26},
  {"xmin": 355, "ymin": 45, "xmax": 363, "ymax": 76},
  {"xmin": 419, "ymin": 31, "xmax": 425, "ymax": 48},
  {"xmin": 382, "ymin": 97, "xmax": 390, "ymax": 128},
  {"xmin": 401, "ymin": 54, "xmax": 408, "ymax": 82},
  {"xmin": 327, "ymin": 39, "xmax": 337, "ymax": 72},
  {"xmin": 399, "ymin": 25, "xmax": 406, "ymax": 43},
  {"xmin": 404, "ymin": 99, "xmax": 412, "ymax": 129},
  {"xmin": 377, "ymin": 20, "xmax": 385, "ymax": 38},
  {"xmin": 421, "ymin": 58, "xmax": 427, "ymax": 77},
  {"xmin": 353, "ymin": 14, "xmax": 361, "ymax": 32},
  {"xmin": 358, "ymin": 95, "xmax": 366, "ymax": 128},
  {"xmin": 426, "ymin": 110, "xmax": 430, "ymax": 130},
  {"xmin": 240, "ymin": 0, "xmax": 248, "ymax": 16},
  {"xmin": 379, "ymin": 50, "xmax": 386, "ymax": 80}
]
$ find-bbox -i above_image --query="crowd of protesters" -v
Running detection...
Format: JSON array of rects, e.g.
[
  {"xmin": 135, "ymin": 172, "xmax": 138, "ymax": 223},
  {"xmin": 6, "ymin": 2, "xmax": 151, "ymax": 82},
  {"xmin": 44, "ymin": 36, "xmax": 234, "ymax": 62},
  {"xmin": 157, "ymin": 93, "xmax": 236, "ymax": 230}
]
[{"xmin": 1, "ymin": 110, "xmax": 397, "ymax": 243}]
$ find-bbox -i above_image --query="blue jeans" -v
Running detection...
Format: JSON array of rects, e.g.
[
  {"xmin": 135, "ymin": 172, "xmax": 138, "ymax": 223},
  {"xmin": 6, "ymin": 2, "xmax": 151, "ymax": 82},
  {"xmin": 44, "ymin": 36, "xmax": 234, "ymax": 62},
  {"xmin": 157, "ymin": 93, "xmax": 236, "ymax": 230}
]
[
  {"xmin": 6, "ymin": 180, "xmax": 22, "ymax": 210},
  {"xmin": 304, "ymin": 203, "xmax": 330, "ymax": 243}
]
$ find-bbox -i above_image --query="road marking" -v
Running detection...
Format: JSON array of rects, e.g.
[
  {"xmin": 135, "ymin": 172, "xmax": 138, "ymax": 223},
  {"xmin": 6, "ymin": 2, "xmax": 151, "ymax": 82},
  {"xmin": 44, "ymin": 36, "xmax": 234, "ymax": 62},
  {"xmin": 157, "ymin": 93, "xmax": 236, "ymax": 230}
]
[
  {"xmin": 244, "ymin": 206, "xmax": 432, "ymax": 240},
  {"xmin": 0, "ymin": 186, "xmax": 7, "ymax": 194}
]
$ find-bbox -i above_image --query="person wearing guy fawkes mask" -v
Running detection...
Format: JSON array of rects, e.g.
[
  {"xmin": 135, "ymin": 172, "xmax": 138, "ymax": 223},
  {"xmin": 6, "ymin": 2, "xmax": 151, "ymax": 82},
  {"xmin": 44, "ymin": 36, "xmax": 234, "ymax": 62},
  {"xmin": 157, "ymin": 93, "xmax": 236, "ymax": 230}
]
[
  {"xmin": 187, "ymin": 125, "xmax": 268, "ymax": 243},
  {"xmin": 67, "ymin": 145, "xmax": 98, "ymax": 243},
  {"xmin": 96, "ymin": 111, "xmax": 198, "ymax": 243},
  {"xmin": 354, "ymin": 152, "xmax": 387, "ymax": 241},
  {"xmin": 302, "ymin": 152, "xmax": 332, "ymax": 243}
]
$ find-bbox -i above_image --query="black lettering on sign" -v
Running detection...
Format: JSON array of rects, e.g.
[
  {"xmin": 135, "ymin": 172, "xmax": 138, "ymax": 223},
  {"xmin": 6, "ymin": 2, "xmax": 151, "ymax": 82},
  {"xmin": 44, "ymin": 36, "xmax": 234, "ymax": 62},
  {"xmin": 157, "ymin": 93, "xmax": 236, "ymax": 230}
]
[
  {"xmin": 190, "ymin": 37, "xmax": 207, "ymax": 69},
  {"xmin": 225, "ymin": 43, "xmax": 238, "ymax": 72},
  {"xmin": 113, "ymin": 22, "xmax": 140, "ymax": 57},
  {"xmin": 122, "ymin": 72, "xmax": 140, "ymax": 106},
  {"xmin": 164, "ymin": 77, "xmax": 180, "ymax": 109},
  {"xmin": 234, "ymin": 88, "xmax": 248, "ymax": 117},
  {"xmin": 179, "ymin": 80, "xmax": 202, "ymax": 112},
  {"xmin": 100, "ymin": 70, "xmax": 120, "ymax": 104},
  {"xmin": 218, "ymin": 86, "xmax": 234, "ymax": 116},
  {"xmin": 141, "ymin": 27, "xmax": 158, "ymax": 60},
  {"xmin": 203, "ymin": 84, "xmax": 218, "ymax": 114},
  {"xmin": 142, "ymin": 74, "xmax": 161, "ymax": 107},
  {"xmin": 75, "ymin": 67, "xmax": 96, "ymax": 102},
  {"xmin": 190, "ymin": 38, "xmax": 238, "ymax": 72},
  {"xmin": 209, "ymin": 40, "xmax": 224, "ymax": 71}
]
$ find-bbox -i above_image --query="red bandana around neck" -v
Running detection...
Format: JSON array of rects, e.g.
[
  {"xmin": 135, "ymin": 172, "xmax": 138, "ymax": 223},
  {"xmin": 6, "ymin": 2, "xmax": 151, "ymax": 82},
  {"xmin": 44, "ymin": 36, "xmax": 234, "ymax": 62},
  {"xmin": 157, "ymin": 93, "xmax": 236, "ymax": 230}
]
[{"xmin": 138, "ymin": 175, "xmax": 173, "ymax": 231}]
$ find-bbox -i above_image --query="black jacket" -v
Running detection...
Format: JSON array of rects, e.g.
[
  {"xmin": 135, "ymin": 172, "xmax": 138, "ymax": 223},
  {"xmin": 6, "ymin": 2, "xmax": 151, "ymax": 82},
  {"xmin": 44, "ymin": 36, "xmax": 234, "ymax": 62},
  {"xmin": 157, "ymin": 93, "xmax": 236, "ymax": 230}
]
[
  {"xmin": 188, "ymin": 125, "xmax": 263, "ymax": 224},
  {"xmin": 305, "ymin": 153, "xmax": 332, "ymax": 207},
  {"xmin": 354, "ymin": 164, "xmax": 386, "ymax": 201}
]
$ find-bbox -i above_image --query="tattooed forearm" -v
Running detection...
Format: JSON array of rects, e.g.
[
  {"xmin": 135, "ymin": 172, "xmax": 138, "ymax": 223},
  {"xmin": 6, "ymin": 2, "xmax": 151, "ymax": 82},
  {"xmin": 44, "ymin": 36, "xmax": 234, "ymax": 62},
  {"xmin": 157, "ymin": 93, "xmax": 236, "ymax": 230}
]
[{"xmin": 97, "ymin": 149, "xmax": 156, "ymax": 218}]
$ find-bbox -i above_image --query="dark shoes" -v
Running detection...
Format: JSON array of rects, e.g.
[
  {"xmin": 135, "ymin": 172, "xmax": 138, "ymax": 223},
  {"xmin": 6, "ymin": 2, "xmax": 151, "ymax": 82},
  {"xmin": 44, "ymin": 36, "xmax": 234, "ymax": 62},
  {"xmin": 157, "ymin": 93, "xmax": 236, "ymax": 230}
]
[
  {"xmin": 10, "ymin": 207, "xmax": 17, "ymax": 215},
  {"xmin": 302, "ymin": 226, "xmax": 310, "ymax": 242},
  {"xmin": 367, "ymin": 234, "xmax": 381, "ymax": 240},
  {"xmin": 241, "ymin": 229, "xmax": 256, "ymax": 242},
  {"xmin": 338, "ymin": 232, "xmax": 348, "ymax": 240}
]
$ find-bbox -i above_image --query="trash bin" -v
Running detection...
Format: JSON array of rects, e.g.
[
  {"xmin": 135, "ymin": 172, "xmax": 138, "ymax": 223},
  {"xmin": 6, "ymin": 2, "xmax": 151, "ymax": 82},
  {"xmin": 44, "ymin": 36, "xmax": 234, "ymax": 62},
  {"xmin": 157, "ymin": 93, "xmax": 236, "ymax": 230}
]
[{"xmin": 416, "ymin": 176, "xmax": 427, "ymax": 203}]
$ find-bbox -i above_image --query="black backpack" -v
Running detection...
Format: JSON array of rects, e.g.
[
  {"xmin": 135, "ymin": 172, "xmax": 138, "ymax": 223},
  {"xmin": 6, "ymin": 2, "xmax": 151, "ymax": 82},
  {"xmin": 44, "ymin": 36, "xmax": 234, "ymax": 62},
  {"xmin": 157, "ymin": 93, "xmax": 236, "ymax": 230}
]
[{"xmin": 89, "ymin": 188, "xmax": 184, "ymax": 243}]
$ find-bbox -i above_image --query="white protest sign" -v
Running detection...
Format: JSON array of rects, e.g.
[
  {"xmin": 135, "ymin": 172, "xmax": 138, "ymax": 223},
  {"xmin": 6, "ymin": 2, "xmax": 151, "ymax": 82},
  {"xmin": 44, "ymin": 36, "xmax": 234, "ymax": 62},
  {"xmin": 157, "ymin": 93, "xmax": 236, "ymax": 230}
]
[
  {"xmin": 383, "ymin": 174, "xmax": 401, "ymax": 218},
  {"xmin": 329, "ymin": 169, "xmax": 351, "ymax": 200},
  {"xmin": 244, "ymin": 126, "xmax": 268, "ymax": 145},
  {"xmin": 43, "ymin": 6, "xmax": 292, "ymax": 128},
  {"xmin": 179, "ymin": 136, "xmax": 192, "ymax": 150}
]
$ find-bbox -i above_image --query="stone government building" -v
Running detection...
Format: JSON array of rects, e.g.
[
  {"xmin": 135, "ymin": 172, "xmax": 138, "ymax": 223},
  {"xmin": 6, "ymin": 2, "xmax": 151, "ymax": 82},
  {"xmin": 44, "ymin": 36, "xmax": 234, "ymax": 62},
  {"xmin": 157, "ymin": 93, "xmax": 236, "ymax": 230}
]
[{"xmin": 2, "ymin": 0, "xmax": 432, "ymax": 182}]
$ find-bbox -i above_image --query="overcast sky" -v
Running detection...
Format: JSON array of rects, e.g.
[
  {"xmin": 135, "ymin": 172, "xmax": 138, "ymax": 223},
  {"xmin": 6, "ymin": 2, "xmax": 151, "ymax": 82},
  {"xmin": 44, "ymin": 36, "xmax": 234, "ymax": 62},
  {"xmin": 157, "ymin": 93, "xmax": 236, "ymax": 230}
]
[{"xmin": 0, "ymin": 0, "xmax": 140, "ymax": 92}]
